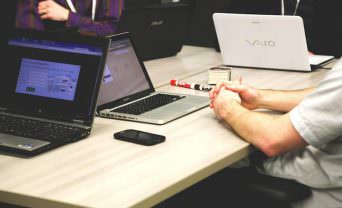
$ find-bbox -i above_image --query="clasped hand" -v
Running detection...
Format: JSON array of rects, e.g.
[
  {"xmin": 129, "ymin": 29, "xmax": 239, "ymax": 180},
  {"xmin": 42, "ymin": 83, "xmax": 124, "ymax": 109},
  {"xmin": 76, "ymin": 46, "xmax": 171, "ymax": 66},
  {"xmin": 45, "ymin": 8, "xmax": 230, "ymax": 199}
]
[{"xmin": 209, "ymin": 79, "xmax": 260, "ymax": 119}]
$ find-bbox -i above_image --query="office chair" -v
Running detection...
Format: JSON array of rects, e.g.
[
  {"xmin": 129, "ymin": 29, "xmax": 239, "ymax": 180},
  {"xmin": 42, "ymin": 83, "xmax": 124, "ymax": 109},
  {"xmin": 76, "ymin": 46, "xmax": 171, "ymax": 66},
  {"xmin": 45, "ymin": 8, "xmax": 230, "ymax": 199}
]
[
  {"xmin": 239, "ymin": 151, "xmax": 312, "ymax": 208},
  {"xmin": 241, "ymin": 171, "xmax": 312, "ymax": 208},
  {"xmin": 156, "ymin": 150, "xmax": 311, "ymax": 208},
  {"xmin": 155, "ymin": 165, "xmax": 311, "ymax": 208}
]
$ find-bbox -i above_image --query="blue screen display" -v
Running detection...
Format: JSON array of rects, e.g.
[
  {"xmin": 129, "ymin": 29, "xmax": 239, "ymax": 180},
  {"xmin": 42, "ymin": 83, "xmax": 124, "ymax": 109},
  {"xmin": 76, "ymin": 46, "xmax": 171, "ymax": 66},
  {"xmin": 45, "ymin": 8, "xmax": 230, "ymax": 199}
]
[{"xmin": 15, "ymin": 58, "xmax": 81, "ymax": 101}]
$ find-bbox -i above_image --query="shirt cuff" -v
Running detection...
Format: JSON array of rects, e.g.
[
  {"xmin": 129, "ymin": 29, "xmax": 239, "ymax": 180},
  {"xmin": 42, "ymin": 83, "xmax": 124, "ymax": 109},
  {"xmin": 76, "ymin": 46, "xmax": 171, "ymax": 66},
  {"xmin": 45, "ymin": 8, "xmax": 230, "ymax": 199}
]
[{"xmin": 66, "ymin": 12, "xmax": 82, "ymax": 28}]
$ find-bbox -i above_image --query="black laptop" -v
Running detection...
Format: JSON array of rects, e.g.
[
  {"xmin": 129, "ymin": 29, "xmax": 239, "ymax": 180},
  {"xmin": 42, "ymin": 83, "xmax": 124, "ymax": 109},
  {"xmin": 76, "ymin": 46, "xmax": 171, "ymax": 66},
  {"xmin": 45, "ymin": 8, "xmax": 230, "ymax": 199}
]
[
  {"xmin": 118, "ymin": 0, "xmax": 194, "ymax": 60},
  {"xmin": 0, "ymin": 30, "xmax": 109, "ymax": 157}
]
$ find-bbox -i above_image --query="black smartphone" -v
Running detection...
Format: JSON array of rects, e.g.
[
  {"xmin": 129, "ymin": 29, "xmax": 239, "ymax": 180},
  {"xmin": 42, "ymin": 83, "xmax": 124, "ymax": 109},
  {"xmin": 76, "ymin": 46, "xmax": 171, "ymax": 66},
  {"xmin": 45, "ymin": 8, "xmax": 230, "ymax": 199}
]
[{"xmin": 114, "ymin": 129, "xmax": 166, "ymax": 146}]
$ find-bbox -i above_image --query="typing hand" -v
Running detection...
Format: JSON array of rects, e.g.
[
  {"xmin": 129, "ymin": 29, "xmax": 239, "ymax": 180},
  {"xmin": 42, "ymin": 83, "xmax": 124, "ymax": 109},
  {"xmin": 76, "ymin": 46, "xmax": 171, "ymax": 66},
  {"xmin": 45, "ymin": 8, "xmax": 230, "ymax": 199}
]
[{"xmin": 38, "ymin": 0, "xmax": 70, "ymax": 21}]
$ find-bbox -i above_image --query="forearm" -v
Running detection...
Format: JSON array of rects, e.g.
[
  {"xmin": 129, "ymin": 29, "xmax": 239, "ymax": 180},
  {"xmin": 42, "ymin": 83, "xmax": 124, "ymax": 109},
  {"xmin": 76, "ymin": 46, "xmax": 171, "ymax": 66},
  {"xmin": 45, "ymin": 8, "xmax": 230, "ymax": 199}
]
[
  {"xmin": 256, "ymin": 88, "xmax": 314, "ymax": 112},
  {"xmin": 222, "ymin": 103, "xmax": 306, "ymax": 157}
]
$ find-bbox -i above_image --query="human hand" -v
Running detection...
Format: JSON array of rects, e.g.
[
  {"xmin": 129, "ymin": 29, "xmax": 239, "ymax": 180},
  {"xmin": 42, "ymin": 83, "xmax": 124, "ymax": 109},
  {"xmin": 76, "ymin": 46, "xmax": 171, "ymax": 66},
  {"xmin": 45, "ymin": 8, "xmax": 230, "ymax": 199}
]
[
  {"xmin": 223, "ymin": 79, "xmax": 260, "ymax": 110},
  {"xmin": 209, "ymin": 80, "xmax": 239, "ymax": 108},
  {"xmin": 211, "ymin": 88, "xmax": 241, "ymax": 120},
  {"xmin": 38, "ymin": 0, "xmax": 70, "ymax": 21}
]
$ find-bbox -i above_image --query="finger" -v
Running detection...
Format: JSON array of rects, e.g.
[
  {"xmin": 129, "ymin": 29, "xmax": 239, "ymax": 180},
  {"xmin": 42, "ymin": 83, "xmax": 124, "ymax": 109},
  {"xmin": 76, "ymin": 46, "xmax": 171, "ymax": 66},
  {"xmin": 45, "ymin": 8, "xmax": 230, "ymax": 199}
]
[
  {"xmin": 37, "ymin": 8, "xmax": 48, "ymax": 15},
  {"xmin": 38, "ymin": 5, "xmax": 46, "ymax": 12},
  {"xmin": 210, "ymin": 102, "xmax": 214, "ymax": 109},
  {"xmin": 40, "ymin": 13, "xmax": 50, "ymax": 19},
  {"xmin": 214, "ymin": 83, "xmax": 224, "ymax": 94},
  {"xmin": 210, "ymin": 90, "xmax": 220, "ymax": 101},
  {"xmin": 224, "ymin": 84, "xmax": 247, "ymax": 93},
  {"xmin": 209, "ymin": 87, "xmax": 216, "ymax": 99},
  {"xmin": 38, "ymin": 1, "xmax": 48, "ymax": 8},
  {"xmin": 210, "ymin": 86, "xmax": 218, "ymax": 97}
]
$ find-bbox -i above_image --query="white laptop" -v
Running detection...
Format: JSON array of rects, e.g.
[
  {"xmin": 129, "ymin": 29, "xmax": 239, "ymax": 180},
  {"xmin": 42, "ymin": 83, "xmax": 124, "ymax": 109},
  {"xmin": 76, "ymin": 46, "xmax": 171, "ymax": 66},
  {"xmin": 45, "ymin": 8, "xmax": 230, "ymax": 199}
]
[
  {"xmin": 213, "ymin": 13, "xmax": 334, "ymax": 71},
  {"xmin": 96, "ymin": 33, "xmax": 209, "ymax": 125}
]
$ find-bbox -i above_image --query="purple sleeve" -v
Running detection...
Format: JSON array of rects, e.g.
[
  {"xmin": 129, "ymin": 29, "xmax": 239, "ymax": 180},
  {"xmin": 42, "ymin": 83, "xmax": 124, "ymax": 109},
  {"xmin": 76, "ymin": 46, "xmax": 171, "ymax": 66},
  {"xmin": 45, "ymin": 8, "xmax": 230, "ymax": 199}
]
[
  {"xmin": 15, "ymin": 0, "xmax": 45, "ymax": 31},
  {"xmin": 66, "ymin": 0, "xmax": 124, "ymax": 36}
]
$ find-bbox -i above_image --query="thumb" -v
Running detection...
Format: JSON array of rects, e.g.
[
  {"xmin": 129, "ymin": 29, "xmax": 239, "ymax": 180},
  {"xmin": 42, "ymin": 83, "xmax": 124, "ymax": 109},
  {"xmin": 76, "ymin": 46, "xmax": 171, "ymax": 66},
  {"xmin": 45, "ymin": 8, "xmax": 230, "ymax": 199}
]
[{"xmin": 224, "ymin": 84, "xmax": 247, "ymax": 94}]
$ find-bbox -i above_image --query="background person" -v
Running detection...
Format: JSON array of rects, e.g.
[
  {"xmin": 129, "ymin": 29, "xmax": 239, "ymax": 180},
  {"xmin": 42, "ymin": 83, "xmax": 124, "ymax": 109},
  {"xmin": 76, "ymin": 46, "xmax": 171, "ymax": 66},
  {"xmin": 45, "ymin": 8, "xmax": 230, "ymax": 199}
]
[{"xmin": 15, "ymin": 0, "xmax": 124, "ymax": 36}]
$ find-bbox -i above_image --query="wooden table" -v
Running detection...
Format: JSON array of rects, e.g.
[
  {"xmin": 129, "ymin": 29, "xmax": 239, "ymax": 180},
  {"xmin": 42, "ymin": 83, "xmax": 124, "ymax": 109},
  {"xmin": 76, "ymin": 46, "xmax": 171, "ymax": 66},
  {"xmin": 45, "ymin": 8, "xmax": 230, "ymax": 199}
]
[{"xmin": 0, "ymin": 46, "xmax": 333, "ymax": 208}]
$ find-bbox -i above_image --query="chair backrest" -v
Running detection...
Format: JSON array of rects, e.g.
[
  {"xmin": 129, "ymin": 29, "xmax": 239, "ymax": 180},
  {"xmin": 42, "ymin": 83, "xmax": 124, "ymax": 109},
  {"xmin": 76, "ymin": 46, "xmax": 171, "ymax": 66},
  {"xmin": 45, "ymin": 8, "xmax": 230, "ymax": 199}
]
[{"xmin": 118, "ymin": 0, "xmax": 195, "ymax": 60}]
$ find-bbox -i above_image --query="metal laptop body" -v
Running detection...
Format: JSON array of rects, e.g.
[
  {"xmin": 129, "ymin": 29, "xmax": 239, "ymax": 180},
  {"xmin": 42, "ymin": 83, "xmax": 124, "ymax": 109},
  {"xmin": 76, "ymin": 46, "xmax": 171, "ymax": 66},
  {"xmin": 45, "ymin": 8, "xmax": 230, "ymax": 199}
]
[
  {"xmin": 0, "ymin": 30, "xmax": 109, "ymax": 157},
  {"xmin": 213, "ymin": 13, "xmax": 334, "ymax": 71},
  {"xmin": 97, "ymin": 33, "xmax": 209, "ymax": 125}
]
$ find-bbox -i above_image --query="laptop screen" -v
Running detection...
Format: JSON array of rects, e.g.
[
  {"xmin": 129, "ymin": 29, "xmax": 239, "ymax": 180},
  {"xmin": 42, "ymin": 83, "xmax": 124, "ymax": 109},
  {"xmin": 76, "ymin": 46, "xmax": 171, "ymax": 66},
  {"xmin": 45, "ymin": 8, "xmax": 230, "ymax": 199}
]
[
  {"xmin": 0, "ymin": 31, "xmax": 108, "ymax": 125},
  {"xmin": 15, "ymin": 58, "xmax": 81, "ymax": 101},
  {"xmin": 97, "ymin": 36, "xmax": 152, "ymax": 107}
]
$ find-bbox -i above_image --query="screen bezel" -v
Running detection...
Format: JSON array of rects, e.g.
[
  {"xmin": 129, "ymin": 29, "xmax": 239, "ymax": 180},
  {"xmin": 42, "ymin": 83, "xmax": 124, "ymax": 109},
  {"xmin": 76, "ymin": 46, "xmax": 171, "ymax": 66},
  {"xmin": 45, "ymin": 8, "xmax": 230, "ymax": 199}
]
[{"xmin": 1, "ymin": 29, "xmax": 110, "ymax": 126}]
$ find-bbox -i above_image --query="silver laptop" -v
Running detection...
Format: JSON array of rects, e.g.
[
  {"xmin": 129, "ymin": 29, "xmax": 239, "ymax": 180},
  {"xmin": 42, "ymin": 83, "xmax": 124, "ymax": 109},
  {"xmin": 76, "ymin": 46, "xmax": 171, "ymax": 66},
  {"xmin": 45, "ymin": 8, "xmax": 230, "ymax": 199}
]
[
  {"xmin": 213, "ymin": 13, "xmax": 334, "ymax": 71},
  {"xmin": 97, "ymin": 33, "xmax": 209, "ymax": 125}
]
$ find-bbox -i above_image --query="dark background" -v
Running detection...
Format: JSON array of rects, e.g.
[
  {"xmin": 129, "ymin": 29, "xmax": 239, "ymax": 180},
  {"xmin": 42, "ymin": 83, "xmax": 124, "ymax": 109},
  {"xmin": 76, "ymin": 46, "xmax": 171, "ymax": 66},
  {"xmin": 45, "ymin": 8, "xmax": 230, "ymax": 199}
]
[{"xmin": 4, "ymin": 0, "xmax": 341, "ymax": 57}]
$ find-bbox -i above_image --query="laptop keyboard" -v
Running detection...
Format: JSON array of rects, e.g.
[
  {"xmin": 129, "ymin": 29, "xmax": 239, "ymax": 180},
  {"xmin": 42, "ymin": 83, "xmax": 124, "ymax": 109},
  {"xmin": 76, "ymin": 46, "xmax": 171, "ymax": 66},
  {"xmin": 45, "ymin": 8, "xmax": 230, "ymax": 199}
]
[
  {"xmin": 0, "ymin": 114, "xmax": 88, "ymax": 142},
  {"xmin": 111, "ymin": 94, "xmax": 185, "ymax": 115}
]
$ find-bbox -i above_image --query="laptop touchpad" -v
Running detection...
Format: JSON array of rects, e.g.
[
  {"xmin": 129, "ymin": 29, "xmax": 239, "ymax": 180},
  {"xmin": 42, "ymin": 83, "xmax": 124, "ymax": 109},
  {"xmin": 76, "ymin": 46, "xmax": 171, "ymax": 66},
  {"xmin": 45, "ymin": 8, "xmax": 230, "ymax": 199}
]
[{"xmin": 142, "ymin": 102, "xmax": 194, "ymax": 118}]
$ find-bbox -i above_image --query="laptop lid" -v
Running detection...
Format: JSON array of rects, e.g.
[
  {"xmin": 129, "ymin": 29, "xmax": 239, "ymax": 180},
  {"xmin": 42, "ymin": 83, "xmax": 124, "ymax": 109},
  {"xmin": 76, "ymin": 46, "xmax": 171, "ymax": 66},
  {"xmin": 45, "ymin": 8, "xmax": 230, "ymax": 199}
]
[
  {"xmin": 97, "ymin": 33, "xmax": 155, "ymax": 111},
  {"xmin": 1, "ymin": 30, "xmax": 109, "ymax": 127},
  {"xmin": 213, "ymin": 13, "xmax": 312, "ymax": 71}
]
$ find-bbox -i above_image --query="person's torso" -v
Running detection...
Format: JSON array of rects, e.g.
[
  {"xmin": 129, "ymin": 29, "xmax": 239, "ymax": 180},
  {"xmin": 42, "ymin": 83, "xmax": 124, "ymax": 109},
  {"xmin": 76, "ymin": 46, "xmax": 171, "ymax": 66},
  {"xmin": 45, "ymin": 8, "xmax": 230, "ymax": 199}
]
[{"xmin": 16, "ymin": 0, "xmax": 93, "ymax": 32}]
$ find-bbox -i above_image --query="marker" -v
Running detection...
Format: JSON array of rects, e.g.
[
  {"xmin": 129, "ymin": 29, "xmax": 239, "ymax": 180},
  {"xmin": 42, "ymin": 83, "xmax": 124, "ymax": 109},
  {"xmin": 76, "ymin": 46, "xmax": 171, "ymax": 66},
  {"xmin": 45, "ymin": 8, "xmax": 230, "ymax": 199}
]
[{"xmin": 170, "ymin": 80, "xmax": 212, "ymax": 91}]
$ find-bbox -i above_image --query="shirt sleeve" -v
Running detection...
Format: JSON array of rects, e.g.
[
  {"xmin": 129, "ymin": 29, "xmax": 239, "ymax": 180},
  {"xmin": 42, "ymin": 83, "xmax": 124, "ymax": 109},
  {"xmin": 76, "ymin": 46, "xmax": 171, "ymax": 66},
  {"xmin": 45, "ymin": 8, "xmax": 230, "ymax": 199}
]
[
  {"xmin": 289, "ymin": 62, "xmax": 342, "ymax": 148},
  {"xmin": 66, "ymin": 0, "xmax": 124, "ymax": 36}
]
